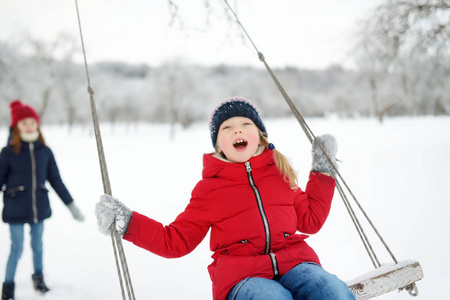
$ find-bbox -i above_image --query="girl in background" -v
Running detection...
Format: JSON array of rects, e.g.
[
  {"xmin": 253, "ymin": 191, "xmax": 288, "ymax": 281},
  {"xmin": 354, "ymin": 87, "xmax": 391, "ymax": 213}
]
[
  {"xmin": 1, "ymin": 100, "xmax": 84, "ymax": 300},
  {"xmin": 96, "ymin": 97, "xmax": 354, "ymax": 300}
]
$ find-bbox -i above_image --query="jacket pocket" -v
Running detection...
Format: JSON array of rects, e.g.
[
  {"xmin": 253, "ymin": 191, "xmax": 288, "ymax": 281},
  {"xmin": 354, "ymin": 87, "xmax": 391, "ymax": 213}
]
[
  {"xmin": 208, "ymin": 241, "xmax": 257, "ymax": 282},
  {"xmin": 208, "ymin": 250, "xmax": 258, "ymax": 285},
  {"xmin": 218, "ymin": 240, "xmax": 259, "ymax": 256},
  {"xmin": 284, "ymin": 233, "xmax": 309, "ymax": 243},
  {"xmin": 40, "ymin": 184, "xmax": 49, "ymax": 193},
  {"xmin": 5, "ymin": 185, "xmax": 26, "ymax": 197}
]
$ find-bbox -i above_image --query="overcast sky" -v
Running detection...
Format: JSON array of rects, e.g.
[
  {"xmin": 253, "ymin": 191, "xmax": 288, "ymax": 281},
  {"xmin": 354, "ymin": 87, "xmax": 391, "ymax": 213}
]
[{"xmin": 1, "ymin": 0, "xmax": 386, "ymax": 69}]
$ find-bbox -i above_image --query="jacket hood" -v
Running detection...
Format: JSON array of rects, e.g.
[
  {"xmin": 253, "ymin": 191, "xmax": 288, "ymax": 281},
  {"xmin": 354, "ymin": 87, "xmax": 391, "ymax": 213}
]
[{"xmin": 202, "ymin": 148, "xmax": 275, "ymax": 179}]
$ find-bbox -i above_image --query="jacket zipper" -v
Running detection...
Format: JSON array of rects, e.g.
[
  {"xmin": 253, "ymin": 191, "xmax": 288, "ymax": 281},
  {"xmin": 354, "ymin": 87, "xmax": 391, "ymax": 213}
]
[
  {"xmin": 244, "ymin": 161, "xmax": 279, "ymax": 277},
  {"xmin": 29, "ymin": 143, "xmax": 38, "ymax": 223}
]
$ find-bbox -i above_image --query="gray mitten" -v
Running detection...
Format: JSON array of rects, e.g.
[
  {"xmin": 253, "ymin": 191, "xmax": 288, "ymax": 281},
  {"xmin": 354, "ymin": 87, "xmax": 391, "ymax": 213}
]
[
  {"xmin": 67, "ymin": 202, "xmax": 85, "ymax": 222},
  {"xmin": 311, "ymin": 134, "xmax": 338, "ymax": 175},
  {"xmin": 95, "ymin": 194, "xmax": 132, "ymax": 236}
]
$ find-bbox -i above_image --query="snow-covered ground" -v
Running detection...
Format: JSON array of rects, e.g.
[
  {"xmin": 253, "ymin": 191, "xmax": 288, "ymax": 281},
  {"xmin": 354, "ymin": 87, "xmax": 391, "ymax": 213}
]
[{"xmin": 1, "ymin": 116, "xmax": 448, "ymax": 299}]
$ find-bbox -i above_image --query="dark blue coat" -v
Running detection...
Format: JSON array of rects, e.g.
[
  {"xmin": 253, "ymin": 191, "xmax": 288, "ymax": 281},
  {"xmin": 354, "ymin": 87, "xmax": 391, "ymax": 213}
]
[{"xmin": 0, "ymin": 140, "xmax": 73, "ymax": 224}]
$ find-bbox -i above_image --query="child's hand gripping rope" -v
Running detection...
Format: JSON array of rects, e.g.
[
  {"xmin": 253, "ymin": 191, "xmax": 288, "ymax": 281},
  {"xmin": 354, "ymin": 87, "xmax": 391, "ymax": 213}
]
[
  {"xmin": 311, "ymin": 134, "xmax": 339, "ymax": 176},
  {"xmin": 95, "ymin": 194, "xmax": 132, "ymax": 236}
]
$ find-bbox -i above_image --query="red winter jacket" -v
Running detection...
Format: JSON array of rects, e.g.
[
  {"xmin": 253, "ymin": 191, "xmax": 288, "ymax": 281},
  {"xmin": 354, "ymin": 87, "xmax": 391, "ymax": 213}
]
[{"xmin": 123, "ymin": 148, "xmax": 336, "ymax": 300}]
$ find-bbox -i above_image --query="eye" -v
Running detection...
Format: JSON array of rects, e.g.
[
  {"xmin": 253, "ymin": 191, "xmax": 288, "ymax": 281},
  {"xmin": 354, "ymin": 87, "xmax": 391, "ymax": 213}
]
[{"xmin": 221, "ymin": 125, "xmax": 231, "ymax": 130}]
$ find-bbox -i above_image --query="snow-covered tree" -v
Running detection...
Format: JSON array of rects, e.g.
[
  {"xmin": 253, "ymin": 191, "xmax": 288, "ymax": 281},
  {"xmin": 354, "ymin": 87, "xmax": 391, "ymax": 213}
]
[{"xmin": 352, "ymin": 0, "xmax": 450, "ymax": 120}]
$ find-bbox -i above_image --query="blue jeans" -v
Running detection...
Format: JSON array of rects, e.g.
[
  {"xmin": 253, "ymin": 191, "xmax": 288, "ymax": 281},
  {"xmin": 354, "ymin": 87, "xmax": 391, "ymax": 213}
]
[
  {"xmin": 227, "ymin": 263, "xmax": 355, "ymax": 300},
  {"xmin": 4, "ymin": 222, "xmax": 44, "ymax": 283}
]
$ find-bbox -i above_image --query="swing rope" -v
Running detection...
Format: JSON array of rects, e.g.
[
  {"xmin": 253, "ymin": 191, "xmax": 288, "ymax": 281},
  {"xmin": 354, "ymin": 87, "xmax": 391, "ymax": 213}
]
[
  {"xmin": 74, "ymin": 1, "xmax": 136, "ymax": 299},
  {"xmin": 222, "ymin": 0, "xmax": 398, "ymax": 269}
]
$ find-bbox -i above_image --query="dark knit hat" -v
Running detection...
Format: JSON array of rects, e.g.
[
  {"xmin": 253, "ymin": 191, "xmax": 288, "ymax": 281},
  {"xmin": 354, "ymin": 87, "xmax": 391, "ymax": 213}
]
[
  {"xmin": 209, "ymin": 97, "xmax": 267, "ymax": 148},
  {"xmin": 10, "ymin": 99, "xmax": 40, "ymax": 128}
]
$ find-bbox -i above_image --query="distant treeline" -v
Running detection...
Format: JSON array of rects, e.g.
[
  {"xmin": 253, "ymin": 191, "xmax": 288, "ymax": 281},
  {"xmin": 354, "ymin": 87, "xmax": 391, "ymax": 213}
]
[{"xmin": 1, "ymin": 38, "xmax": 449, "ymax": 128}]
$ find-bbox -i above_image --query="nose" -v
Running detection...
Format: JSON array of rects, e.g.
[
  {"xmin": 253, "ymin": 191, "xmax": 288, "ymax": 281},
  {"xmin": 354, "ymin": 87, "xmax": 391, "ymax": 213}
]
[{"xmin": 234, "ymin": 129, "xmax": 242, "ymax": 134}]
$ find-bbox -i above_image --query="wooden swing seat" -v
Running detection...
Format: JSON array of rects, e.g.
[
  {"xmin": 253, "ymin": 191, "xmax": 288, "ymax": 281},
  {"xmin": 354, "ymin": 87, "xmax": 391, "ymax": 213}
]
[{"xmin": 347, "ymin": 260, "xmax": 424, "ymax": 299}]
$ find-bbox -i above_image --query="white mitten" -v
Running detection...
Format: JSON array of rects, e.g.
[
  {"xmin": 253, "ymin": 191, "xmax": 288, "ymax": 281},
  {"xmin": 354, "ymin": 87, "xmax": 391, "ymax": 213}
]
[
  {"xmin": 67, "ymin": 202, "xmax": 85, "ymax": 222},
  {"xmin": 95, "ymin": 194, "xmax": 132, "ymax": 236},
  {"xmin": 311, "ymin": 134, "xmax": 338, "ymax": 176}
]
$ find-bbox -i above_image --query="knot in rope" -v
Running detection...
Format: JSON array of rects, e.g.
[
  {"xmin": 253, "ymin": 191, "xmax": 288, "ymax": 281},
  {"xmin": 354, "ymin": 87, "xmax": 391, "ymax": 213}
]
[
  {"xmin": 403, "ymin": 283, "xmax": 419, "ymax": 297},
  {"xmin": 87, "ymin": 86, "xmax": 95, "ymax": 96},
  {"xmin": 258, "ymin": 52, "xmax": 265, "ymax": 62}
]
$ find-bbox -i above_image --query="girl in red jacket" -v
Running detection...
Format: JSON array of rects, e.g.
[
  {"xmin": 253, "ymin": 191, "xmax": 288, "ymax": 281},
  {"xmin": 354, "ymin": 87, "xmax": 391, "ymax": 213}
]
[{"xmin": 95, "ymin": 97, "xmax": 355, "ymax": 300}]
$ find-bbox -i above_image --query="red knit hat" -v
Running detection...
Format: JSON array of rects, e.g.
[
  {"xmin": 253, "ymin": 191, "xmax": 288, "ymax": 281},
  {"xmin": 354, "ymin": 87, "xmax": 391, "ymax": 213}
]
[{"xmin": 10, "ymin": 99, "xmax": 40, "ymax": 128}]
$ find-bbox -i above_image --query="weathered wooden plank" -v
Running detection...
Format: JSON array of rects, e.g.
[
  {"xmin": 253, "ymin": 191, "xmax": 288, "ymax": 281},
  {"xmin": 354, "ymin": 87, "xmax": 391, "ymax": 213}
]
[{"xmin": 346, "ymin": 260, "xmax": 424, "ymax": 299}]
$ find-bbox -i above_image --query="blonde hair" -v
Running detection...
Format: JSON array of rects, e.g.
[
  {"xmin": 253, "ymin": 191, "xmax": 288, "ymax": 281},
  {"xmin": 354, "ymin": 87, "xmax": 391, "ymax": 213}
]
[
  {"xmin": 259, "ymin": 131, "xmax": 298, "ymax": 190},
  {"xmin": 9, "ymin": 126, "xmax": 46, "ymax": 154}
]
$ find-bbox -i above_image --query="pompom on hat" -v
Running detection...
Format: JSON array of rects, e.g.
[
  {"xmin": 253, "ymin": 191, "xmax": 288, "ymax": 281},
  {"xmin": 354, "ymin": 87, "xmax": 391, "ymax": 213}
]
[
  {"xmin": 209, "ymin": 97, "xmax": 267, "ymax": 148},
  {"xmin": 9, "ymin": 99, "xmax": 40, "ymax": 128}
]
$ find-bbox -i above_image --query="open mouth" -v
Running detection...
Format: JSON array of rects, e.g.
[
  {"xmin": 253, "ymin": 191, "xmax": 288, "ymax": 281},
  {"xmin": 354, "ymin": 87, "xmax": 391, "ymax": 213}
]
[{"xmin": 233, "ymin": 139, "xmax": 248, "ymax": 149}]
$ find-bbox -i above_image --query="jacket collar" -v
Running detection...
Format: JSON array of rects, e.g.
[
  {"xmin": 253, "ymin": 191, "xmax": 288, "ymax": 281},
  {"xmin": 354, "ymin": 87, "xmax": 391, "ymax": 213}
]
[
  {"xmin": 202, "ymin": 147, "xmax": 275, "ymax": 179},
  {"xmin": 19, "ymin": 140, "xmax": 44, "ymax": 150}
]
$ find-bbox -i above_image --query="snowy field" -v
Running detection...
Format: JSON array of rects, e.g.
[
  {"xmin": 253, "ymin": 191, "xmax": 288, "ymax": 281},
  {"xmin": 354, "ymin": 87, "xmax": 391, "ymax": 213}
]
[{"xmin": 0, "ymin": 116, "xmax": 449, "ymax": 300}]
